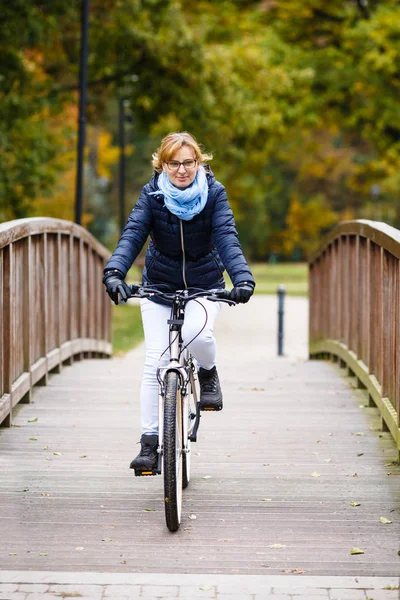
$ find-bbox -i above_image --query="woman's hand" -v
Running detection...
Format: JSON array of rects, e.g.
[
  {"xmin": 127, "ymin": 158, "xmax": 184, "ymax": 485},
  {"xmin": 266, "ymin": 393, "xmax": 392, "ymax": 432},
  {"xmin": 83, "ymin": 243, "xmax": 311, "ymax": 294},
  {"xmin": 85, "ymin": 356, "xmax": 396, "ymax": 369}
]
[
  {"xmin": 103, "ymin": 270, "xmax": 131, "ymax": 304},
  {"xmin": 229, "ymin": 283, "xmax": 254, "ymax": 304}
]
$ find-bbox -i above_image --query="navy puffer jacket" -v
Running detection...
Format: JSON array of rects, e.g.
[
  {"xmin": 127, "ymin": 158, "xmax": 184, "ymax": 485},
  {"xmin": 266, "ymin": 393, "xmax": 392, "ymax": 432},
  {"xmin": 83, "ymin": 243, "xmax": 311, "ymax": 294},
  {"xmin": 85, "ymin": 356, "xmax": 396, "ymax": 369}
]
[{"xmin": 104, "ymin": 168, "xmax": 255, "ymax": 297}]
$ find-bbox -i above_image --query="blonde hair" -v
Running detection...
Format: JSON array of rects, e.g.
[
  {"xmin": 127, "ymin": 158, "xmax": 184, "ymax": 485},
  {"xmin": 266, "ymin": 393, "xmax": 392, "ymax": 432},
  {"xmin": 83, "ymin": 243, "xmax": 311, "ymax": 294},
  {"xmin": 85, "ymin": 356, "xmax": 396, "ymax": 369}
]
[{"xmin": 151, "ymin": 132, "xmax": 213, "ymax": 173}]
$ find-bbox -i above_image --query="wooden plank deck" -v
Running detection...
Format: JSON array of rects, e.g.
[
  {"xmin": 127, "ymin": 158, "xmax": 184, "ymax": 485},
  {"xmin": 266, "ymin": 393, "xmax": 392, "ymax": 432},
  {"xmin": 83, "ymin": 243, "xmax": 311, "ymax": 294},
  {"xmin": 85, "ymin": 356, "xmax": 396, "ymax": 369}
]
[{"xmin": 1, "ymin": 296, "xmax": 399, "ymax": 576}]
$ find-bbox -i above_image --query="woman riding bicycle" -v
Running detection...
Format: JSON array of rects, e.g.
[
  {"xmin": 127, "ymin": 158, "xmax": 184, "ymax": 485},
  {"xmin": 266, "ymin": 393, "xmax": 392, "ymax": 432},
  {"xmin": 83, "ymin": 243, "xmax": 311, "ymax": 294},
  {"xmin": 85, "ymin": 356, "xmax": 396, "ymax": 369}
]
[{"xmin": 103, "ymin": 132, "xmax": 255, "ymax": 472}]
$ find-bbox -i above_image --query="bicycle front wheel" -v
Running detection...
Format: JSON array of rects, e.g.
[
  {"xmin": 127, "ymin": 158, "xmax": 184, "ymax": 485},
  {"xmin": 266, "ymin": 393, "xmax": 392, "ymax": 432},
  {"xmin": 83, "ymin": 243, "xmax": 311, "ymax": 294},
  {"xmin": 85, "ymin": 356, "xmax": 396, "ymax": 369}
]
[{"xmin": 163, "ymin": 370, "xmax": 183, "ymax": 532}]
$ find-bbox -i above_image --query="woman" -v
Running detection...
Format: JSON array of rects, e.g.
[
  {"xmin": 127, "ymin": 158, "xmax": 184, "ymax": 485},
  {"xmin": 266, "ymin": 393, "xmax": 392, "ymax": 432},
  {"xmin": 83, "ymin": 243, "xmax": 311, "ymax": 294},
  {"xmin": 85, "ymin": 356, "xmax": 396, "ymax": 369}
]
[{"xmin": 103, "ymin": 132, "xmax": 255, "ymax": 472}]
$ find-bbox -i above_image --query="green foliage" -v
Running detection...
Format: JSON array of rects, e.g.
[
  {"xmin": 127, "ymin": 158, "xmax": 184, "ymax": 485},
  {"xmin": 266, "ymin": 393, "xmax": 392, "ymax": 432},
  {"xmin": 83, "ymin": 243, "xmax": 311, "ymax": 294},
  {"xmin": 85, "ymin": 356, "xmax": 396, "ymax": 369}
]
[{"xmin": 1, "ymin": 0, "xmax": 399, "ymax": 261}]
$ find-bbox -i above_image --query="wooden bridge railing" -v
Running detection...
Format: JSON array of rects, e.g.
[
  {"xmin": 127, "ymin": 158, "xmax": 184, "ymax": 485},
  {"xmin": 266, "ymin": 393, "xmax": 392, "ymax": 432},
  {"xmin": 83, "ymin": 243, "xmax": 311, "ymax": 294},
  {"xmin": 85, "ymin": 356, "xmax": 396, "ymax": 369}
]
[
  {"xmin": 0, "ymin": 218, "xmax": 111, "ymax": 426},
  {"xmin": 309, "ymin": 219, "xmax": 400, "ymax": 456}
]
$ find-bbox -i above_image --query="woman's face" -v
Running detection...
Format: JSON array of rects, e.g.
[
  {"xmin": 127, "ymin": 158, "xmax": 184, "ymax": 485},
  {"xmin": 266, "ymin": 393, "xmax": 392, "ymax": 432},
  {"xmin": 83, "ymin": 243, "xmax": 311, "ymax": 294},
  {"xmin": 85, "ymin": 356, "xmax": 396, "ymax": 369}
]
[{"xmin": 163, "ymin": 145, "xmax": 199, "ymax": 188}]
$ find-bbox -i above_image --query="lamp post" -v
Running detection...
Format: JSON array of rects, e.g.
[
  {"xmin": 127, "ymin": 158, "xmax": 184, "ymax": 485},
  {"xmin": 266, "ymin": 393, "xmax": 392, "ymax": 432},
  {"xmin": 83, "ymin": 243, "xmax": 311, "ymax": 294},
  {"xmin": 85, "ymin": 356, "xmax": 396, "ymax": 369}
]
[
  {"xmin": 118, "ymin": 99, "xmax": 128, "ymax": 233},
  {"xmin": 118, "ymin": 98, "xmax": 134, "ymax": 233},
  {"xmin": 75, "ymin": 0, "xmax": 90, "ymax": 225}
]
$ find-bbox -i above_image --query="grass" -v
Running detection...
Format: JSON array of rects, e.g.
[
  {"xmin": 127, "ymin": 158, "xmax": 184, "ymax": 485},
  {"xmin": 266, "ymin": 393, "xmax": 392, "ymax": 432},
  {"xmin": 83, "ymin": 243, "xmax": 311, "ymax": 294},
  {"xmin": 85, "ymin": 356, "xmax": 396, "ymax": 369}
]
[
  {"xmin": 226, "ymin": 262, "xmax": 309, "ymax": 296},
  {"xmin": 112, "ymin": 303, "xmax": 143, "ymax": 356}
]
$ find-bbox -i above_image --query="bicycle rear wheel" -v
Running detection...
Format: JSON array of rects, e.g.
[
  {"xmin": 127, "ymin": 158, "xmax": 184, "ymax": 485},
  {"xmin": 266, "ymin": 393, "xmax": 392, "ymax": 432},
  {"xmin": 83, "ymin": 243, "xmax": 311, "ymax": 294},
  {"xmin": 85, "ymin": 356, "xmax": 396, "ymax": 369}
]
[
  {"xmin": 163, "ymin": 370, "xmax": 183, "ymax": 532},
  {"xmin": 182, "ymin": 365, "xmax": 199, "ymax": 488}
]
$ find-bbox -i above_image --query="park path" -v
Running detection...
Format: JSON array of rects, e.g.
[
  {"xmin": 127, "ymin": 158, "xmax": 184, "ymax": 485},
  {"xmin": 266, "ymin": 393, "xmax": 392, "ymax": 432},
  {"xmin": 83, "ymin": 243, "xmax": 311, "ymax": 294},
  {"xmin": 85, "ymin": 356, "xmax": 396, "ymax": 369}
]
[{"xmin": 0, "ymin": 295, "xmax": 399, "ymax": 599}]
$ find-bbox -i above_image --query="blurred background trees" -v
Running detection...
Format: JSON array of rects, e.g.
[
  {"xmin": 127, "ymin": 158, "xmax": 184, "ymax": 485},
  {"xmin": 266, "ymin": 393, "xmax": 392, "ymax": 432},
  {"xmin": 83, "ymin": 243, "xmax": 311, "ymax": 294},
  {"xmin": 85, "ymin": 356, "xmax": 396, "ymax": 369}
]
[{"xmin": 1, "ymin": 0, "xmax": 399, "ymax": 260}]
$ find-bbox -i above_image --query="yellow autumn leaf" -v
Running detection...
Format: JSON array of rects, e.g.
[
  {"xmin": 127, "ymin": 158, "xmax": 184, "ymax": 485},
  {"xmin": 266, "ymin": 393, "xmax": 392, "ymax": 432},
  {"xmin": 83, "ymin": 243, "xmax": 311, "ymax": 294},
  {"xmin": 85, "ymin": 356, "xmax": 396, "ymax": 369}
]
[{"xmin": 350, "ymin": 548, "xmax": 365, "ymax": 555}]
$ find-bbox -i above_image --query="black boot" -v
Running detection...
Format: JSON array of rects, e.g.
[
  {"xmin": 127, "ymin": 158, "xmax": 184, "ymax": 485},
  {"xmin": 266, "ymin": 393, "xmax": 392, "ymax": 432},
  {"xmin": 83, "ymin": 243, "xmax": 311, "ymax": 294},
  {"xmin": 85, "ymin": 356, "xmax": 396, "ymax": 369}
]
[
  {"xmin": 198, "ymin": 366, "xmax": 223, "ymax": 411},
  {"xmin": 130, "ymin": 435, "xmax": 158, "ymax": 471}
]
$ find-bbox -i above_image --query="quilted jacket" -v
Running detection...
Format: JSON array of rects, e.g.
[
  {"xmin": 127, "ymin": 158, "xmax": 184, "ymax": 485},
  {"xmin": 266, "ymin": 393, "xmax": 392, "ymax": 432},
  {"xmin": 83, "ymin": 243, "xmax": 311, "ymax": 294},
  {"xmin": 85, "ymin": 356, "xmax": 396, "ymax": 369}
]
[{"xmin": 104, "ymin": 168, "xmax": 255, "ymax": 295}]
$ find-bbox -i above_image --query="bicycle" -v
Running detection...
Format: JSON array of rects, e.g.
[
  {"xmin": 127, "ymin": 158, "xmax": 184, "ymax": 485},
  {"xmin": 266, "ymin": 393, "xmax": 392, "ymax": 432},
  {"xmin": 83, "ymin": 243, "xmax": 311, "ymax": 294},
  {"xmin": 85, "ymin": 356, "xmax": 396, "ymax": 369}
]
[{"xmin": 128, "ymin": 284, "xmax": 235, "ymax": 532}]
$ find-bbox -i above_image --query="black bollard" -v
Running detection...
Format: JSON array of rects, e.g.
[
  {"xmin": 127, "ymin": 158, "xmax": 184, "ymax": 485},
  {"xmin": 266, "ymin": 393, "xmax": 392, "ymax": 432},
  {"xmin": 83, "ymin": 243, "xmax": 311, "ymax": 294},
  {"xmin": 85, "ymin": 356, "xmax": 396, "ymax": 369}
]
[{"xmin": 277, "ymin": 284, "xmax": 286, "ymax": 356}]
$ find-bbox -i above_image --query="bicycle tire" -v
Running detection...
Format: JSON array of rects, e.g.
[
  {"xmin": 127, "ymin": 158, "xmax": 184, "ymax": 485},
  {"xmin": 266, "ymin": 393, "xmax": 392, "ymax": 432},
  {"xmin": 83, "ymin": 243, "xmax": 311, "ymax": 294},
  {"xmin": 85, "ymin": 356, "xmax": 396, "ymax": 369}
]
[{"xmin": 163, "ymin": 370, "xmax": 183, "ymax": 532}]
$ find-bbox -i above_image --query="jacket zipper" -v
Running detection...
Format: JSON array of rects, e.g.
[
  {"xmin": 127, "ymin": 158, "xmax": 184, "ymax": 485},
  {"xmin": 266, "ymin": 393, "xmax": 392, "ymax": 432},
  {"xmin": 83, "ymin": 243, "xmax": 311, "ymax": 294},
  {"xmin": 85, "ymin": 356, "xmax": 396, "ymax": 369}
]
[{"xmin": 179, "ymin": 220, "xmax": 188, "ymax": 289}]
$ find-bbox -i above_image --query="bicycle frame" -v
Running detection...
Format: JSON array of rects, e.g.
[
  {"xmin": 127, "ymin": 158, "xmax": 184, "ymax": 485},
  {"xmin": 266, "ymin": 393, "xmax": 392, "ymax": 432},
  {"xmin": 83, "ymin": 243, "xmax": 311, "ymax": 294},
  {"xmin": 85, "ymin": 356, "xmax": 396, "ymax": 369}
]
[{"xmin": 156, "ymin": 295, "xmax": 200, "ymax": 474}]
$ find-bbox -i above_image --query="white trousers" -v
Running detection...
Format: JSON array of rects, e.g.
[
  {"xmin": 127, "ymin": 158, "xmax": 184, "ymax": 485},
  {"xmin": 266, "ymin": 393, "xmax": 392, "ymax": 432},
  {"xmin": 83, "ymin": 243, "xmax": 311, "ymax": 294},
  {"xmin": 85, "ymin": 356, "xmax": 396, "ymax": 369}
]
[{"xmin": 140, "ymin": 297, "xmax": 221, "ymax": 435}]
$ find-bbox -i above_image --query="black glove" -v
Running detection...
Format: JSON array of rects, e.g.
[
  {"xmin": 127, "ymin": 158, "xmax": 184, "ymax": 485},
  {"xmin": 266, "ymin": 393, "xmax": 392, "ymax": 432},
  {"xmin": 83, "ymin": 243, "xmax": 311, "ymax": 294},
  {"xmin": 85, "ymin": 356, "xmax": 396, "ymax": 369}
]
[
  {"xmin": 229, "ymin": 283, "xmax": 254, "ymax": 304},
  {"xmin": 103, "ymin": 270, "xmax": 131, "ymax": 305}
]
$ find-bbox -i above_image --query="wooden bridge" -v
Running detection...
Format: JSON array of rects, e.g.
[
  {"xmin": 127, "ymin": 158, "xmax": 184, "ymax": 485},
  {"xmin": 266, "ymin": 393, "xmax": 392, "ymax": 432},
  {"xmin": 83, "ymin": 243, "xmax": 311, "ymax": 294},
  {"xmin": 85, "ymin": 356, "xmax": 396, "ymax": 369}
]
[{"xmin": 0, "ymin": 218, "xmax": 399, "ymax": 598}]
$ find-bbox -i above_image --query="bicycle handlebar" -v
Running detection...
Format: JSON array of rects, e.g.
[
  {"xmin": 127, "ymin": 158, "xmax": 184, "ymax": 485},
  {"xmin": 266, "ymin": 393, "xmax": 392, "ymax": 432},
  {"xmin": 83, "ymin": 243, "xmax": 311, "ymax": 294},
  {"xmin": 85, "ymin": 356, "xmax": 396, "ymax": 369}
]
[{"xmin": 128, "ymin": 284, "xmax": 236, "ymax": 306}]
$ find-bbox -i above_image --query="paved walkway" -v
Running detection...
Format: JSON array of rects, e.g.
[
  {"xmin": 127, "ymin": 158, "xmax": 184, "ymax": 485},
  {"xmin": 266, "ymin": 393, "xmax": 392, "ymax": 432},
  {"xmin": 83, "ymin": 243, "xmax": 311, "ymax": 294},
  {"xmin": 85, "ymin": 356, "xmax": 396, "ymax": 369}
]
[
  {"xmin": 1, "ymin": 295, "xmax": 399, "ymax": 598},
  {"xmin": 1, "ymin": 572, "xmax": 399, "ymax": 599}
]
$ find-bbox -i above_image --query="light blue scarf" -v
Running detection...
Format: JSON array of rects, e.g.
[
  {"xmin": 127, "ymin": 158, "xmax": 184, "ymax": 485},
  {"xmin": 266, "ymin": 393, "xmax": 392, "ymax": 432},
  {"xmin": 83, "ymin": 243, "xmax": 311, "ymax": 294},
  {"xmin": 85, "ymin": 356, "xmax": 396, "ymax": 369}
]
[{"xmin": 150, "ymin": 166, "xmax": 209, "ymax": 221}]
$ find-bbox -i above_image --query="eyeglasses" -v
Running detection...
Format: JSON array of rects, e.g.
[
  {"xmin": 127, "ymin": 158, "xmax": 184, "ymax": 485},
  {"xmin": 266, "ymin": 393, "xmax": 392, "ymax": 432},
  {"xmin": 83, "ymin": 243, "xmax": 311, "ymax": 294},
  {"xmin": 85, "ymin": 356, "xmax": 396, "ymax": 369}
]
[{"xmin": 166, "ymin": 159, "xmax": 197, "ymax": 171}]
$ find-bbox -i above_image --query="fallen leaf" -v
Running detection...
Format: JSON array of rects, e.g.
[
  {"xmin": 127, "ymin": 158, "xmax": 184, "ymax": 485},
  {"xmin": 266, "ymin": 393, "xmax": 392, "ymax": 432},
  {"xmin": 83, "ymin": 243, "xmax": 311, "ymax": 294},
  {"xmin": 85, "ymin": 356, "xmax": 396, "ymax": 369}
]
[
  {"xmin": 357, "ymin": 453, "xmax": 364, "ymax": 457},
  {"xmin": 79, "ymin": 455, "xmax": 88, "ymax": 458},
  {"xmin": 28, "ymin": 417, "xmax": 38, "ymax": 423},
  {"xmin": 324, "ymin": 458, "xmax": 332, "ymax": 463},
  {"xmin": 283, "ymin": 569, "xmax": 305, "ymax": 574},
  {"xmin": 9, "ymin": 552, "xmax": 17, "ymax": 556},
  {"xmin": 260, "ymin": 498, "xmax": 272, "ymax": 502},
  {"xmin": 23, "ymin": 488, "xmax": 29, "ymax": 492},
  {"xmin": 202, "ymin": 475, "xmax": 212, "ymax": 479},
  {"xmin": 39, "ymin": 552, "xmax": 48, "ymax": 556},
  {"xmin": 75, "ymin": 547, "xmax": 84, "ymax": 551},
  {"xmin": 350, "ymin": 501, "xmax": 361, "ymax": 507},
  {"xmin": 352, "ymin": 473, "xmax": 359, "ymax": 478},
  {"xmin": 188, "ymin": 514, "xmax": 197, "ymax": 520},
  {"xmin": 311, "ymin": 471, "xmax": 321, "ymax": 478},
  {"xmin": 269, "ymin": 544, "xmax": 286, "ymax": 549},
  {"xmin": 41, "ymin": 493, "xmax": 52, "ymax": 497},
  {"xmin": 350, "ymin": 547, "xmax": 365, "ymax": 555},
  {"xmin": 312, "ymin": 452, "xmax": 319, "ymax": 455},
  {"xmin": 379, "ymin": 517, "xmax": 392, "ymax": 524},
  {"xmin": 199, "ymin": 586, "xmax": 212, "ymax": 591},
  {"xmin": 29, "ymin": 437, "xmax": 38, "ymax": 441},
  {"xmin": 143, "ymin": 508, "xmax": 155, "ymax": 512},
  {"xmin": 53, "ymin": 452, "xmax": 62, "ymax": 456},
  {"xmin": 355, "ymin": 432, "xmax": 365, "ymax": 436}
]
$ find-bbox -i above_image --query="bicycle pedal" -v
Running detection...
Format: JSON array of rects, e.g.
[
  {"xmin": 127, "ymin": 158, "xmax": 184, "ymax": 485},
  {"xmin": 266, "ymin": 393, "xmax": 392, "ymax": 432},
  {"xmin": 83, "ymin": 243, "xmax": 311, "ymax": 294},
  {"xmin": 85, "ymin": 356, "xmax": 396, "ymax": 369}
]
[{"xmin": 134, "ymin": 469, "xmax": 158, "ymax": 477}]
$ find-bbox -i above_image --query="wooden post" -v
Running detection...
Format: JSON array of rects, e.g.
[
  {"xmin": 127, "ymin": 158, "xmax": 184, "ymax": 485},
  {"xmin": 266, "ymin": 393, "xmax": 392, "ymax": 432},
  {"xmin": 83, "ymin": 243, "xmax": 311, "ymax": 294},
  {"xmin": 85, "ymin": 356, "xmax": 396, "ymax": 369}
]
[
  {"xmin": 22, "ymin": 237, "xmax": 33, "ymax": 401},
  {"xmin": 2, "ymin": 244, "xmax": 13, "ymax": 426}
]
